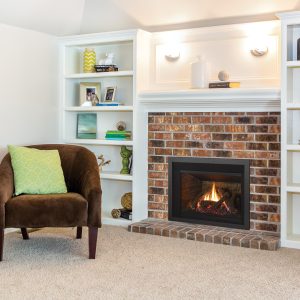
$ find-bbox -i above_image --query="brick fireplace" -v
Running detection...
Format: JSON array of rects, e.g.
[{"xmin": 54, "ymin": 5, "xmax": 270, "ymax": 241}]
[{"xmin": 147, "ymin": 112, "xmax": 281, "ymax": 235}]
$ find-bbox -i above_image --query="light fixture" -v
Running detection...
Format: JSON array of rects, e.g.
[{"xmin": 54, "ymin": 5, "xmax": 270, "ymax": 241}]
[
  {"xmin": 165, "ymin": 49, "xmax": 180, "ymax": 61},
  {"xmin": 250, "ymin": 45, "xmax": 268, "ymax": 57}
]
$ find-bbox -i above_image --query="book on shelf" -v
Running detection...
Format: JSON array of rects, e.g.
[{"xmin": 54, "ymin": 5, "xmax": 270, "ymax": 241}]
[
  {"xmin": 119, "ymin": 209, "xmax": 132, "ymax": 220},
  {"xmin": 209, "ymin": 81, "xmax": 240, "ymax": 88},
  {"xmin": 105, "ymin": 130, "xmax": 132, "ymax": 140},
  {"xmin": 96, "ymin": 102, "xmax": 122, "ymax": 106}
]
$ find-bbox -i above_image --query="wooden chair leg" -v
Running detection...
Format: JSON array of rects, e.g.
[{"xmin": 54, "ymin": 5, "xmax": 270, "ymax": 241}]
[
  {"xmin": 0, "ymin": 228, "xmax": 4, "ymax": 261},
  {"xmin": 88, "ymin": 227, "xmax": 98, "ymax": 259},
  {"xmin": 21, "ymin": 228, "xmax": 29, "ymax": 240},
  {"xmin": 76, "ymin": 227, "xmax": 82, "ymax": 239}
]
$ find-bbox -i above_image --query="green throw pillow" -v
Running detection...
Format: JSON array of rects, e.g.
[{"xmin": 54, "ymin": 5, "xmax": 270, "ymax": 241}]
[{"xmin": 8, "ymin": 145, "xmax": 67, "ymax": 195}]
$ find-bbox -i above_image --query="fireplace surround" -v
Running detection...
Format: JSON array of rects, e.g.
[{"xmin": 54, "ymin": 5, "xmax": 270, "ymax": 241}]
[{"xmin": 168, "ymin": 157, "xmax": 250, "ymax": 229}]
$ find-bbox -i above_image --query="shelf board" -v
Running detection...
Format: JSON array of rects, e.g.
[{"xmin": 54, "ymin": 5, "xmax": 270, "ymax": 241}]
[
  {"xmin": 65, "ymin": 138, "xmax": 133, "ymax": 146},
  {"xmin": 286, "ymin": 103, "xmax": 300, "ymax": 110},
  {"xmin": 65, "ymin": 106, "xmax": 133, "ymax": 112},
  {"xmin": 100, "ymin": 171, "xmax": 133, "ymax": 181},
  {"xmin": 102, "ymin": 215, "xmax": 132, "ymax": 226},
  {"xmin": 286, "ymin": 185, "xmax": 300, "ymax": 193},
  {"xmin": 64, "ymin": 70, "xmax": 134, "ymax": 79},
  {"xmin": 286, "ymin": 144, "xmax": 300, "ymax": 151},
  {"xmin": 286, "ymin": 61, "xmax": 300, "ymax": 68}
]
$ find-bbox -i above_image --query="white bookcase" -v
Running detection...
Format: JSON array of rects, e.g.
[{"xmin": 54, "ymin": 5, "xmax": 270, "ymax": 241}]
[
  {"xmin": 59, "ymin": 30, "xmax": 150, "ymax": 226},
  {"xmin": 278, "ymin": 11, "xmax": 300, "ymax": 248}
]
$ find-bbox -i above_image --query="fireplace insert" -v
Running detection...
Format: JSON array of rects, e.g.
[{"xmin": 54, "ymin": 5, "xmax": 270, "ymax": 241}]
[{"xmin": 168, "ymin": 157, "xmax": 250, "ymax": 229}]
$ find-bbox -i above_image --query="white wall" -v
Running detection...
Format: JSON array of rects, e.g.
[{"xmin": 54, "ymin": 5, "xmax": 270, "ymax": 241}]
[{"xmin": 0, "ymin": 23, "xmax": 59, "ymax": 161}]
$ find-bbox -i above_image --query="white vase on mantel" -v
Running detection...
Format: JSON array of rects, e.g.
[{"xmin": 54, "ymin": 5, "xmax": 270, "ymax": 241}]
[{"xmin": 190, "ymin": 56, "xmax": 210, "ymax": 89}]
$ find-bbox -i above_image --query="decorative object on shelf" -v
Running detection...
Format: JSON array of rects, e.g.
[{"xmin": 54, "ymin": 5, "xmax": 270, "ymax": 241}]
[
  {"xmin": 111, "ymin": 208, "xmax": 121, "ymax": 219},
  {"xmin": 97, "ymin": 154, "xmax": 111, "ymax": 171},
  {"xmin": 190, "ymin": 56, "xmax": 210, "ymax": 89},
  {"xmin": 98, "ymin": 53, "xmax": 115, "ymax": 65},
  {"xmin": 105, "ymin": 130, "xmax": 131, "ymax": 140},
  {"xmin": 83, "ymin": 48, "xmax": 96, "ymax": 73},
  {"xmin": 121, "ymin": 192, "xmax": 132, "ymax": 210},
  {"xmin": 76, "ymin": 113, "xmax": 97, "ymax": 139},
  {"xmin": 116, "ymin": 121, "xmax": 126, "ymax": 131},
  {"xmin": 209, "ymin": 81, "xmax": 240, "ymax": 88},
  {"xmin": 297, "ymin": 38, "xmax": 300, "ymax": 60},
  {"xmin": 94, "ymin": 65, "xmax": 118, "ymax": 72},
  {"xmin": 80, "ymin": 82, "xmax": 101, "ymax": 106},
  {"xmin": 104, "ymin": 86, "xmax": 117, "ymax": 102},
  {"xmin": 96, "ymin": 102, "xmax": 122, "ymax": 106},
  {"xmin": 120, "ymin": 146, "xmax": 132, "ymax": 174},
  {"xmin": 218, "ymin": 70, "xmax": 230, "ymax": 81},
  {"xmin": 250, "ymin": 45, "xmax": 268, "ymax": 57}
]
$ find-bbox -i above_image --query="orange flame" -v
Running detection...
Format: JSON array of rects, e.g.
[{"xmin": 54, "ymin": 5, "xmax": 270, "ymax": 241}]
[{"xmin": 203, "ymin": 182, "xmax": 220, "ymax": 202}]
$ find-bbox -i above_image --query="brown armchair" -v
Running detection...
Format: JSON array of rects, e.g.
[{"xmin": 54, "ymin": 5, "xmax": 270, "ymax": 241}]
[{"xmin": 0, "ymin": 144, "xmax": 102, "ymax": 261}]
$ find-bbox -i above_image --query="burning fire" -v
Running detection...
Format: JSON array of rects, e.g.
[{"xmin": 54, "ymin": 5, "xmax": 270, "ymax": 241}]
[{"xmin": 203, "ymin": 182, "xmax": 220, "ymax": 202}]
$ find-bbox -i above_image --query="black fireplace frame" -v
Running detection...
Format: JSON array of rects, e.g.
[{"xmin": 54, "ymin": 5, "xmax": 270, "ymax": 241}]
[{"xmin": 168, "ymin": 157, "xmax": 250, "ymax": 229}]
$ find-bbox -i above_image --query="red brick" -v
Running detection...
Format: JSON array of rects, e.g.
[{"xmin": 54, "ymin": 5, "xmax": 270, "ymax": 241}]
[
  {"xmin": 232, "ymin": 151, "xmax": 255, "ymax": 158},
  {"xmin": 192, "ymin": 116, "xmax": 211, "ymax": 123},
  {"xmin": 185, "ymin": 124, "xmax": 203, "ymax": 132},
  {"xmin": 173, "ymin": 149, "xmax": 191, "ymax": 156},
  {"xmin": 173, "ymin": 133, "xmax": 191, "ymax": 140},
  {"xmin": 204, "ymin": 125, "xmax": 224, "ymax": 132},
  {"xmin": 224, "ymin": 142, "xmax": 245, "ymax": 150},
  {"xmin": 192, "ymin": 149, "xmax": 212, "ymax": 157},
  {"xmin": 191, "ymin": 133, "xmax": 211, "ymax": 140},
  {"xmin": 166, "ymin": 141, "xmax": 185, "ymax": 148},
  {"xmin": 234, "ymin": 116, "xmax": 254, "ymax": 124},
  {"xmin": 224, "ymin": 125, "xmax": 246, "ymax": 132},
  {"xmin": 165, "ymin": 124, "xmax": 185, "ymax": 132},
  {"xmin": 149, "ymin": 124, "xmax": 165, "ymax": 131},
  {"xmin": 173, "ymin": 116, "xmax": 191, "ymax": 123},
  {"xmin": 211, "ymin": 116, "xmax": 232, "ymax": 124}
]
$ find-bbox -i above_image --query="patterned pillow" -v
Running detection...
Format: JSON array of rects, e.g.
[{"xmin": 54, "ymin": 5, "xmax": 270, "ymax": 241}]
[{"xmin": 8, "ymin": 145, "xmax": 67, "ymax": 195}]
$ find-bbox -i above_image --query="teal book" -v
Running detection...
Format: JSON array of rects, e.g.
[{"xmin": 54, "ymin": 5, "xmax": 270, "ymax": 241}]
[{"xmin": 77, "ymin": 113, "xmax": 97, "ymax": 139}]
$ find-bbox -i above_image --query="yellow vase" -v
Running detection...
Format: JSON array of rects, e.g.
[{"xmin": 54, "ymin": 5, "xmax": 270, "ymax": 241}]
[{"xmin": 83, "ymin": 48, "xmax": 96, "ymax": 73}]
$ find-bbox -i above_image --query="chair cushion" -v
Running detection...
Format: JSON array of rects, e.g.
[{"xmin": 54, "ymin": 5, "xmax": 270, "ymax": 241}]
[
  {"xmin": 8, "ymin": 145, "xmax": 67, "ymax": 196},
  {"xmin": 5, "ymin": 193, "xmax": 87, "ymax": 228}
]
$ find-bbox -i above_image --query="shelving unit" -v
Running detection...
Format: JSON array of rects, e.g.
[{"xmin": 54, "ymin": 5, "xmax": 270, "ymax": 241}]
[
  {"xmin": 277, "ymin": 11, "xmax": 300, "ymax": 249},
  {"xmin": 60, "ymin": 30, "xmax": 150, "ymax": 226}
]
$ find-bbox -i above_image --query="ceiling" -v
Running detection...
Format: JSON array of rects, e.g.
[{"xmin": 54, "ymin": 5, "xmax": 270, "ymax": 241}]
[{"xmin": 0, "ymin": 0, "xmax": 299, "ymax": 36}]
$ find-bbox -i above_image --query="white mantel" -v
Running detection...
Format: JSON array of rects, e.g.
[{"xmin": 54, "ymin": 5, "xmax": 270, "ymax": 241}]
[{"xmin": 138, "ymin": 88, "xmax": 281, "ymax": 112}]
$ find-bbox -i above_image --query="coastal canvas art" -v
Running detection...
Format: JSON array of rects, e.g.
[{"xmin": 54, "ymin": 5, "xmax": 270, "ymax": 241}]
[{"xmin": 76, "ymin": 113, "xmax": 97, "ymax": 139}]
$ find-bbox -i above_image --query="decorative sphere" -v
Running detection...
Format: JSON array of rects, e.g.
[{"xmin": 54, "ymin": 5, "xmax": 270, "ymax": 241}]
[
  {"xmin": 218, "ymin": 70, "xmax": 229, "ymax": 81},
  {"xmin": 116, "ymin": 121, "xmax": 126, "ymax": 131},
  {"xmin": 121, "ymin": 192, "xmax": 132, "ymax": 210},
  {"xmin": 111, "ymin": 209, "xmax": 121, "ymax": 218}
]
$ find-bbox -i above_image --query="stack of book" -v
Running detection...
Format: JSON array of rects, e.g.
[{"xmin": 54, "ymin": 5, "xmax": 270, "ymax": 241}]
[
  {"xmin": 120, "ymin": 209, "xmax": 132, "ymax": 220},
  {"xmin": 209, "ymin": 81, "xmax": 240, "ymax": 88},
  {"xmin": 96, "ymin": 102, "xmax": 122, "ymax": 106},
  {"xmin": 105, "ymin": 130, "xmax": 132, "ymax": 140}
]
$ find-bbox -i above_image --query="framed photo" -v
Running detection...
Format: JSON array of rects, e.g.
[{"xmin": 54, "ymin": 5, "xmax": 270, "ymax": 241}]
[
  {"xmin": 79, "ymin": 82, "xmax": 101, "ymax": 106},
  {"xmin": 104, "ymin": 86, "xmax": 117, "ymax": 102}
]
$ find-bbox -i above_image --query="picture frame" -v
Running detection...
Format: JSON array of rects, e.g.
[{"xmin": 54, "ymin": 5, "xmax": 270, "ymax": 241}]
[
  {"xmin": 79, "ymin": 82, "xmax": 101, "ymax": 106},
  {"xmin": 76, "ymin": 113, "xmax": 97, "ymax": 139},
  {"xmin": 104, "ymin": 86, "xmax": 117, "ymax": 102}
]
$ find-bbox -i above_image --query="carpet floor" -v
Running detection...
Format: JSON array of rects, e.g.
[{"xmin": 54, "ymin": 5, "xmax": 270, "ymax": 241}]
[{"xmin": 1, "ymin": 226, "xmax": 300, "ymax": 300}]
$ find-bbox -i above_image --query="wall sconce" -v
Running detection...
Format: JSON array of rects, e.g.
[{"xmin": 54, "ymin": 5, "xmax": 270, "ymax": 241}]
[
  {"xmin": 165, "ymin": 49, "xmax": 180, "ymax": 61},
  {"xmin": 250, "ymin": 45, "xmax": 268, "ymax": 57}
]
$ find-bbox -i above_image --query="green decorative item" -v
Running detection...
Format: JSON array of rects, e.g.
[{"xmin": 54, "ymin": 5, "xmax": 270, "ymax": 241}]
[
  {"xmin": 8, "ymin": 145, "xmax": 67, "ymax": 196},
  {"xmin": 120, "ymin": 146, "xmax": 132, "ymax": 174},
  {"xmin": 83, "ymin": 48, "xmax": 96, "ymax": 73}
]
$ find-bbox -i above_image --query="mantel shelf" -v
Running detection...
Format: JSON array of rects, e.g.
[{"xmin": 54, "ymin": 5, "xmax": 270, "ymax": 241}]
[{"xmin": 138, "ymin": 88, "xmax": 281, "ymax": 112}]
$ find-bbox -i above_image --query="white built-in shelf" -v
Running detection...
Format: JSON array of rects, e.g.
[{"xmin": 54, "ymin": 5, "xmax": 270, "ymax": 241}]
[
  {"xmin": 286, "ymin": 185, "xmax": 300, "ymax": 193},
  {"xmin": 100, "ymin": 171, "xmax": 133, "ymax": 181},
  {"xmin": 286, "ymin": 103, "xmax": 300, "ymax": 110},
  {"xmin": 65, "ymin": 138, "xmax": 133, "ymax": 146},
  {"xmin": 286, "ymin": 144, "xmax": 300, "ymax": 151},
  {"xmin": 286, "ymin": 61, "xmax": 300, "ymax": 68},
  {"xmin": 102, "ymin": 213, "xmax": 131, "ymax": 226},
  {"xmin": 65, "ymin": 106, "xmax": 133, "ymax": 112},
  {"xmin": 64, "ymin": 70, "xmax": 134, "ymax": 79}
]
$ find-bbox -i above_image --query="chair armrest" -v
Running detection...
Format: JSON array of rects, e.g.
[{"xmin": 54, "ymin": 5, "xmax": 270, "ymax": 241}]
[
  {"xmin": 71, "ymin": 149, "xmax": 102, "ymax": 227},
  {"xmin": 0, "ymin": 155, "xmax": 14, "ymax": 228}
]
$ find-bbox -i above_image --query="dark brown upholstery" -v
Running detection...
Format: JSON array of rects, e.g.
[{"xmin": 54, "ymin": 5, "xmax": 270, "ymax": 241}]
[{"xmin": 0, "ymin": 144, "xmax": 102, "ymax": 260}]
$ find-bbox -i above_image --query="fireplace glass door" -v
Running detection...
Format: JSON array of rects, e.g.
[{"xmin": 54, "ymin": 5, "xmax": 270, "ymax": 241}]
[{"xmin": 169, "ymin": 158, "xmax": 250, "ymax": 229}]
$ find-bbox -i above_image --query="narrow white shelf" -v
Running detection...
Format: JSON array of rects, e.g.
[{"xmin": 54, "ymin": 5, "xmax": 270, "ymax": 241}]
[
  {"xmin": 65, "ymin": 70, "xmax": 134, "ymax": 79},
  {"xmin": 100, "ymin": 171, "xmax": 133, "ymax": 181},
  {"xmin": 65, "ymin": 106, "xmax": 133, "ymax": 112},
  {"xmin": 65, "ymin": 138, "xmax": 133, "ymax": 146},
  {"xmin": 286, "ymin": 61, "xmax": 300, "ymax": 68},
  {"xmin": 102, "ymin": 214, "xmax": 131, "ymax": 226},
  {"xmin": 286, "ymin": 144, "xmax": 300, "ymax": 151},
  {"xmin": 286, "ymin": 103, "xmax": 300, "ymax": 110},
  {"xmin": 286, "ymin": 185, "xmax": 300, "ymax": 193}
]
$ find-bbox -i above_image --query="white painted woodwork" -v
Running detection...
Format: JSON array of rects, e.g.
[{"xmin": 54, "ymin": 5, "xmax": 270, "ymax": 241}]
[{"xmin": 277, "ymin": 11, "xmax": 300, "ymax": 249}]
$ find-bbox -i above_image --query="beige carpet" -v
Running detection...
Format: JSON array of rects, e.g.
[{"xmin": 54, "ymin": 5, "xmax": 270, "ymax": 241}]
[{"xmin": 1, "ymin": 226, "xmax": 300, "ymax": 300}]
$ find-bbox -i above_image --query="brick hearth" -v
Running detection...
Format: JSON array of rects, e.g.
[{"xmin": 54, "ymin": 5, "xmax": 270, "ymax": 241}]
[
  {"xmin": 147, "ymin": 112, "xmax": 281, "ymax": 235},
  {"xmin": 128, "ymin": 220, "xmax": 280, "ymax": 251}
]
